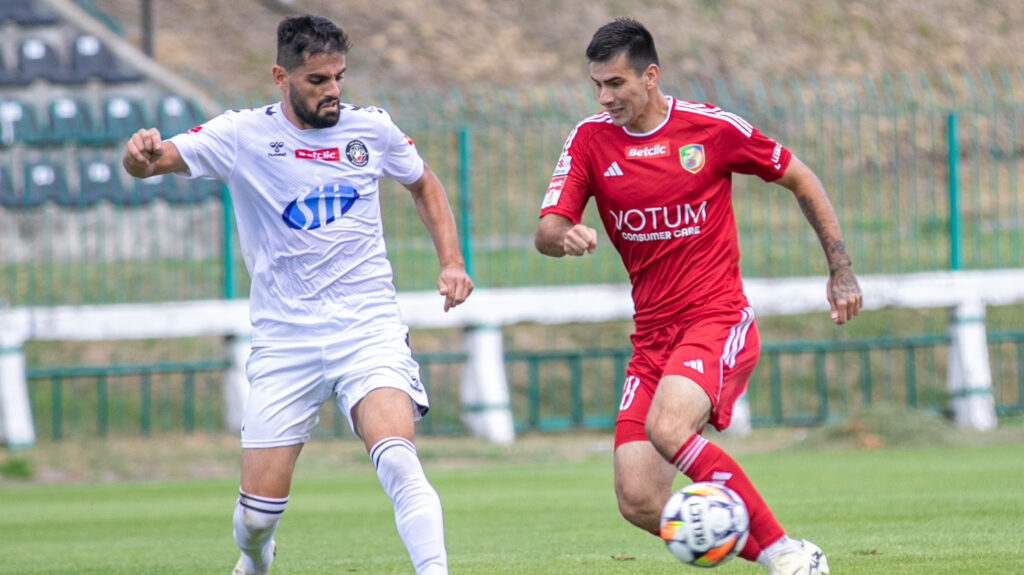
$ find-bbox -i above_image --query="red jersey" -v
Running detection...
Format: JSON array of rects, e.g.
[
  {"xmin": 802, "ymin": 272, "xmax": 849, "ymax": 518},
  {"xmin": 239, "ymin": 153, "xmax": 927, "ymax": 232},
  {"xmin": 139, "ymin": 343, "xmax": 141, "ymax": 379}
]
[{"xmin": 540, "ymin": 97, "xmax": 791, "ymax": 330}]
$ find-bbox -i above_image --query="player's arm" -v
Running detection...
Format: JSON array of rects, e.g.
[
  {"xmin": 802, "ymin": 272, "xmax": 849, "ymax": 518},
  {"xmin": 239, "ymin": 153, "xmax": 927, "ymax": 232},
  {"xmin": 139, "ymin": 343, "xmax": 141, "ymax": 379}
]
[
  {"xmin": 122, "ymin": 128, "xmax": 188, "ymax": 179},
  {"xmin": 535, "ymin": 213, "xmax": 598, "ymax": 257},
  {"xmin": 404, "ymin": 164, "xmax": 474, "ymax": 311},
  {"xmin": 775, "ymin": 154, "xmax": 863, "ymax": 324}
]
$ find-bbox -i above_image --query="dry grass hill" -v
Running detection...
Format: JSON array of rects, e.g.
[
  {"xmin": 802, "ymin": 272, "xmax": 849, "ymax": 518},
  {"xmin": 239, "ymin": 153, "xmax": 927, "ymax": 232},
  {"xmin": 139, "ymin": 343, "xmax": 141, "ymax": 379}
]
[{"xmin": 91, "ymin": 0, "xmax": 1024, "ymax": 101}]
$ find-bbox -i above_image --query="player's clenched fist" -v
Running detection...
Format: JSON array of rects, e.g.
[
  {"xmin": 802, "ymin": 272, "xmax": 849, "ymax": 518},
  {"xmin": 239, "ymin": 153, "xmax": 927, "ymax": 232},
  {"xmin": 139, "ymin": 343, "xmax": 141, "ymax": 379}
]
[
  {"xmin": 563, "ymin": 224, "xmax": 598, "ymax": 256},
  {"xmin": 122, "ymin": 128, "xmax": 166, "ymax": 178}
]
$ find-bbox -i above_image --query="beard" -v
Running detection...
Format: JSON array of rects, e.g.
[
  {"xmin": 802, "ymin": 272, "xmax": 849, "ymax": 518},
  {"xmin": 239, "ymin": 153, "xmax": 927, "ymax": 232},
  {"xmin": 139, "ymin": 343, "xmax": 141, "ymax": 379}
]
[{"xmin": 290, "ymin": 87, "xmax": 340, "ymax": 129}]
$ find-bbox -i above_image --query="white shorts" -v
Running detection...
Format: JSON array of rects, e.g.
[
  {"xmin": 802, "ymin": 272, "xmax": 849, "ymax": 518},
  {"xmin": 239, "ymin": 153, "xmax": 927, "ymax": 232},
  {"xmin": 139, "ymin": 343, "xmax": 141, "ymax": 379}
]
[{"xmin": 241, "ymin": 325, "xmax": 429, "ymax": 448}]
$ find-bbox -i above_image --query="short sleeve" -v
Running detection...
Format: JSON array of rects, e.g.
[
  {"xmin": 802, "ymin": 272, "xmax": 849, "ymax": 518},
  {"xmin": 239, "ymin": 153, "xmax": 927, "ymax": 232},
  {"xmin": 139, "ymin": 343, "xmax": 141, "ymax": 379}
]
[
  {"xmin": 167, "ymin": 111, "xmax": 238, "ymax": 181},
  {"xmin": 380, "ymin": 114, "xmax": 425, "ymax": 185},
  {"xmin": 539, "ymin": 126, "xmax": 592, "ymax": 224},
  {"xmin": 716, "ymin": 115, "xmax": 791, "ymax": 183}
]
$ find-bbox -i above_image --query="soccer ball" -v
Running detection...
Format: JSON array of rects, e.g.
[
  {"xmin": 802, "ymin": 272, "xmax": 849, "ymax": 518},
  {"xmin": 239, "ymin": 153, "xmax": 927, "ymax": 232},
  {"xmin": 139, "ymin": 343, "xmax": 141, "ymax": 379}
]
[{"xmin": 659, "ymin": 482, "xmax": 750, "ymax": 568}]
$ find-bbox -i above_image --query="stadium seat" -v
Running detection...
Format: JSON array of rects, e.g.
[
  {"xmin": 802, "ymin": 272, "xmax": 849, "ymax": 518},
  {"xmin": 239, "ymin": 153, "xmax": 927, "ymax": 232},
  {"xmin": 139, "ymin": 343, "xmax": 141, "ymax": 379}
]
[
  {"xmin": 0, "ymin": 162, "xmax": 16, "ymax": 206},
  {"xmin": 76, "ymin": 153, "xmax": 122, "ymax": 207},
  {"xmin": 0, "ymin": 47, "xmax": 30, "ymax": 87},
  {"xmin": 156, "ymin": 95, "xmax": 204, "ymax": 136},
  {"xmin": 160, "ymin": 176, "xmax": 219, "ymax": 204},
  {"xmin": 101, "ymin": 96, "xmax": 148, "ymax": 143},
  {"xmin": 13, "ymin": 158, "xmax": 66, "ymax": 208},
  {"xmin": 0, "ymin": 99, "xmax": 46, "ymax": 146},
  {"xmin": 0, "ymin": 0, "xmax": 59, "ymax": 26},
  {"xmin": 47, "ymin": 97, "xmax": 97, "ymax": 144},
  {"xmin": 125, "ymin": 172, "xmax": 176, "ymax": 206},
  {"xmin": 17, "ymin": 37, "xmax": 81, "ymax": 84},
  {"xmin": 70, "ymin": 34, "xmax": 143, "ymax": 83}
]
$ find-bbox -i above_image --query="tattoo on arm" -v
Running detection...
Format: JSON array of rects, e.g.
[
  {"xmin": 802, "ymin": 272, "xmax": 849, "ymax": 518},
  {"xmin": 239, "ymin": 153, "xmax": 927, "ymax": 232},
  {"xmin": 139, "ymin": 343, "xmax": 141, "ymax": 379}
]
[
  {"xmin": 826, "ymin": 241, "xmax": 853, "ymax": 273},
  {"xmin": 796, "ymin": 194, "xmax": 852, "ymax": 274}
]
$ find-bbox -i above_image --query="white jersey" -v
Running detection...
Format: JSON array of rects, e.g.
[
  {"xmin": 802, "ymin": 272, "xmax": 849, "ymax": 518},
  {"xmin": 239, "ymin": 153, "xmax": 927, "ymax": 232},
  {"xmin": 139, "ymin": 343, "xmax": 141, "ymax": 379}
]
[{"xmin": 169, "ymin": 102, "xmax": 424, "ymax": 345}]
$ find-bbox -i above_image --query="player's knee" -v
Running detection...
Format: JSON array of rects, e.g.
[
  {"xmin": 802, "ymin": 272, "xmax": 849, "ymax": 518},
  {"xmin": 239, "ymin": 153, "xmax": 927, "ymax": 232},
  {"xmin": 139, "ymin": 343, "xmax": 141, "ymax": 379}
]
[
  {"xmin": 645, "ymin": 406, "xmax": 703, "ymax": 456},
  {"xmin": 615, "ymin": 482, "xmax": 661, "ymax": 534},
  {"xmin": 644, "ymin": 411, "xmax": 680, "ymax": 456}
]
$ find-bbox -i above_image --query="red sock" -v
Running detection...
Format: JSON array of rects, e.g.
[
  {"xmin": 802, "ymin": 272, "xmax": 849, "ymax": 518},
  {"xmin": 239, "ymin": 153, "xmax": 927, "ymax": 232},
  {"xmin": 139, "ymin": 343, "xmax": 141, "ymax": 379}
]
[{"xmin": 672, "ymin": 434, "xmax": 784, "ymax": 560}]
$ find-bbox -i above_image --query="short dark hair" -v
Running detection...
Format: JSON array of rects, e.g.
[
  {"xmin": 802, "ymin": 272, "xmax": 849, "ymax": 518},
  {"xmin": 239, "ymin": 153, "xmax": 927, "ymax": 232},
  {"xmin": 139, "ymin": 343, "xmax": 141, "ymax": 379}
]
[
  {"xmin": 276, "ymin": 14, "xmax": 352, "ymax": 71},
  {"xmin": 585, "ymin": 18, "xmax": 659, "ymax": 76}
]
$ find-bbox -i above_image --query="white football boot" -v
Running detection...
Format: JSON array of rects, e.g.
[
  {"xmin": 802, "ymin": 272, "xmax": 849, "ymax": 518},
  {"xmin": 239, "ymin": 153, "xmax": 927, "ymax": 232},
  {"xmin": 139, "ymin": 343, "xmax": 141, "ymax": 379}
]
[
  {"xmin": 231, "ymin": 540, "xmax": 276, "ymax": 575},
  {"xmin": 767, "ymin": 539, "xmax": 830, "ymax": 575}
]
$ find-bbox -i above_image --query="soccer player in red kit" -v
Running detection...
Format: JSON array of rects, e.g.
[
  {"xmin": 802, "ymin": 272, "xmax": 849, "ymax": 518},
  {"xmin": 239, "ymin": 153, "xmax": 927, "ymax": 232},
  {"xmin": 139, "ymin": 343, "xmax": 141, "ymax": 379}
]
[{"xmin": 535, "ymin": 19, "xmax": 862, "ymax": 575}]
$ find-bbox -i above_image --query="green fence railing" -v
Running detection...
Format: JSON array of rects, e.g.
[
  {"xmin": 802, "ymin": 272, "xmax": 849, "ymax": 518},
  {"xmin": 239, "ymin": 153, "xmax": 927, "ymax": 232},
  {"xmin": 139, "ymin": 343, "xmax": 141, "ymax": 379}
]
[
  {"xmin": 25, "ymin": 331, "xmax": 1024, "ymax": 439},
  {"xmin": 3, "ymin": 68, "xmax": 1024, "ymax": 305}
]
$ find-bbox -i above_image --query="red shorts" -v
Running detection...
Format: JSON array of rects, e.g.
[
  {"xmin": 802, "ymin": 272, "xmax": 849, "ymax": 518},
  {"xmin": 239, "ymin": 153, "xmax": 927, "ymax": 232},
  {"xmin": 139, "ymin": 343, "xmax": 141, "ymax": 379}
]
[{"xmin": 614, "ymin": 306, "xmax": 760, "ymax": 448}]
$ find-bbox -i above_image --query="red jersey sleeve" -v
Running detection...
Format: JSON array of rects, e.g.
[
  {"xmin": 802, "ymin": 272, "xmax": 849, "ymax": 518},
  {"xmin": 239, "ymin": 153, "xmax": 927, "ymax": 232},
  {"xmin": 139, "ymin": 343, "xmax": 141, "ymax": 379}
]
[
  {"xmin": 539, "ymin": 123, "xmax": 593, "ymax": 223},
  {"xmin": 709, "ymin": 107, "xmax": 791, "ymax": 182}
]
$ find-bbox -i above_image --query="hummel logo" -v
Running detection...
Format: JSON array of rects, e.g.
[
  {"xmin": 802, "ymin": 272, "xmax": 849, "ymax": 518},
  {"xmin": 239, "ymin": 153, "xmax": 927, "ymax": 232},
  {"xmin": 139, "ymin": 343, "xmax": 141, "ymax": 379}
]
[
  {"xmin": 683, "ymin": 359, "xmax": 704, "ymax": 374},
  {"xmin": 604, "ymin": 161, "xmax": 623, "ymax": 177}
]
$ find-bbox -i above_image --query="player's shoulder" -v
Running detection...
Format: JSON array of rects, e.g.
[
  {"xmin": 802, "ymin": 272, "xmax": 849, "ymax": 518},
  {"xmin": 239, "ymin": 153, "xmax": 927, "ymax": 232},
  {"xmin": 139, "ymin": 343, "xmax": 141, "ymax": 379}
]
[
  {"xmin": 573, "ymin": 110, "xmax": 615, "ymax": 133},
  {"xmin": 563, "ymin": 111, "xmax": 615, "ymax": 147},
  {"xmin": 670, "ymin": 98, "xmax": 754, "ymax": 137},
  {"xmin": 339, "ymin": 103, "xmax": 396, "ymax": 124}
]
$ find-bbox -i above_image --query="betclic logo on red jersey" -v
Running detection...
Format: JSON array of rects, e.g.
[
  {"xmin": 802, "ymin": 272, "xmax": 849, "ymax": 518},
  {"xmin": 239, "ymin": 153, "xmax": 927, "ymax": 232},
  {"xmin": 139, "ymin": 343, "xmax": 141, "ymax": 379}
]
[
  {"xmin": 295, "ymin": 148, "xmax": 341, "ymax": 161},
  {"xmin": 624, "ymin": 140, "xmax": 669, "ymax": 160}
]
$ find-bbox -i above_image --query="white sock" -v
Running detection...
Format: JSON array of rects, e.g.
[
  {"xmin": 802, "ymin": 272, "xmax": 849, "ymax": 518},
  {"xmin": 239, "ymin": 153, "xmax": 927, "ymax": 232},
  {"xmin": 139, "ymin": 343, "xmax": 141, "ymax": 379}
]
[
  {"xmin": 233, "ymin": 489, "xmax": 287, "ymax": 572},
  {"xmin": 762, "ymin": 535, "xmax": 801, "ymax": 560},
  {"xmin": 371, "ymin": 437, "xmax": 448, "ymax": 575}
]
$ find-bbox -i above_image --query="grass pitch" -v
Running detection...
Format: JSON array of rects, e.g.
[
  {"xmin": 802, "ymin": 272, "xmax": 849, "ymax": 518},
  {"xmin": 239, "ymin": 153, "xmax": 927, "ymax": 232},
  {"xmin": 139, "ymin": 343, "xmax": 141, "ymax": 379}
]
[{"xmin": 2, "ymin": 433, "xmax": 1023, "ymax": 575}]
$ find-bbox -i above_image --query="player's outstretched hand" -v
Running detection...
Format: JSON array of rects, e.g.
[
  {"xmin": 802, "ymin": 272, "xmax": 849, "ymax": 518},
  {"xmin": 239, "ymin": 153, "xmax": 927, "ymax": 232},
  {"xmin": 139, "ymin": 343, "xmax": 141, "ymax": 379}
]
[
  {"xmin": 122, "ymin": 128, "xmax": 165, "ymax": 178},
  {"xmin": 437, "ymin": 264, "xmax": 474, "ymax": 312},
  {"xmin": 563, "ymin": 224, "xmax": 598, "ymax": 256},
  {"xmin": 827, "ymin": 268, "xmax": 862, "ymax": 324}
]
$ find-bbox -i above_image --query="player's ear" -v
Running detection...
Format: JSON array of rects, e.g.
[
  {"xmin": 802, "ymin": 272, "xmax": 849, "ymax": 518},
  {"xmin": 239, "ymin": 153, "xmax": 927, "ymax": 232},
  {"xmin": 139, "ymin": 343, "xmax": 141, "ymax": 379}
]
[
  {"xmin": 643, "ymin": 63, "xmax": 659, "ymax": 90},
  {"xmin": 272, "ymin": 65, "xmax": 289, "ymax": 91}
]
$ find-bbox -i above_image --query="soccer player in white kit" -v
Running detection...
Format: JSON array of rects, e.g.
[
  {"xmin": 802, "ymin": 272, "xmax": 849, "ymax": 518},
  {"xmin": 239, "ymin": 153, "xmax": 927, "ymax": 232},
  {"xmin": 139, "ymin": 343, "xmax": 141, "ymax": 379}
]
[{"xmin": 122, "ymin": 15, "xmax": 473, "ymax": 575}]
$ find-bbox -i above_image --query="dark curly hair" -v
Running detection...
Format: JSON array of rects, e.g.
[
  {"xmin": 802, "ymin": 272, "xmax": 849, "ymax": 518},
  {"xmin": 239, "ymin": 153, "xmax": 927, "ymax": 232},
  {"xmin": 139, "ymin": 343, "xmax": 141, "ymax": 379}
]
[{"xmin": 276, "ymin": 14, "xmax": 352, "ymax": 71}]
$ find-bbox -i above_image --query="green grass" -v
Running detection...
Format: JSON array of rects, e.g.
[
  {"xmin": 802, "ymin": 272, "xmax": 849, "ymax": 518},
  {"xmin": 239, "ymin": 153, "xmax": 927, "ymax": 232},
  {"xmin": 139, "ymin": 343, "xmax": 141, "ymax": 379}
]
[{"xmin": 2, "ymin": 442, "xmax": 1023, "ymax": 574}]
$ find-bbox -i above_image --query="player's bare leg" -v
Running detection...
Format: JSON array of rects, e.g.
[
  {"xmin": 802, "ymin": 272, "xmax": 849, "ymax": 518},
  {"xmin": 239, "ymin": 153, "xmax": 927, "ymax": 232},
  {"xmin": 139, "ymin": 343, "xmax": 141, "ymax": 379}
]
[
  {"xmin": 353, "ymin": 387, "xmax": 448, "ymax": 575},
  {"xmin": 232, "ymin": 444, "xmax": 302, "ymax": 575},
  {"xmin": 646, "ymin": 375, "xmax": 827, "ymax": 570},
  {"xmin": 613, "ymin": 440, "xmax": 677, "ymax": 533}
]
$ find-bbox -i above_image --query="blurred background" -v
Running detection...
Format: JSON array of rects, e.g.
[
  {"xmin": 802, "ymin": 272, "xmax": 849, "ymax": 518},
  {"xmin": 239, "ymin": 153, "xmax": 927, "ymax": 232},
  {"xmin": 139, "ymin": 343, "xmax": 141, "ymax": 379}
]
[{"xmin": 1, "ymin": 0, "xmax": 1023, "ymax": 467}]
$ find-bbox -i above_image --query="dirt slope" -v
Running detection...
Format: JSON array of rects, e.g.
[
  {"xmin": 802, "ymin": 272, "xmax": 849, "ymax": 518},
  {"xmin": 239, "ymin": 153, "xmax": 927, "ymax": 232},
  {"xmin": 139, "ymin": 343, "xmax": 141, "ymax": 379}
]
[{"xmin": 91, "ymin": 0, "xmax": 1024, "ymax": 98}]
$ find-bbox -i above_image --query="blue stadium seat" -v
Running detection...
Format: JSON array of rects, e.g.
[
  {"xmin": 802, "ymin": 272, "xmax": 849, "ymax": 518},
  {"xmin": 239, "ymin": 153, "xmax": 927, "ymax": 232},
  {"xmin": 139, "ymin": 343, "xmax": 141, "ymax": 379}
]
[
  {"xmin": 101, "ymin": 96, "xmax": 148, "ymax": 143},
  {"xmin": 17, "ymin": 37, "xmax": 81, "ymax": 84},
  {"xmin": 160, "ymin": 176, "xmax": 218, "ymax": 204},
  {"xmin": 0, "ymin": 162, "xmax": 17, "ymax": 207},
  {"xmin": 0, "ymin": 47, "xmax": 31, "ymax": 87},
  {"xmin": 0, "ymin": 0, "xmax": 59, "ymax": 26},
  {"xmin": 125, "ymin": 173, "xmax": 176, "ymax": 206},
  {"xmin": 15, "ymin": 158, "xmax": 65, "ymax": 208},
  {"xmin": 157, "ymin": 95, "xmax": 204, "ymax": 136},
  {"xmin": 76, "ymin": 153, "xmax": 122, "ymax": 207},
  {"xmin": 0, "ymin": 99, "xmax": 46, "ymax": 146},
  {"xmin": 47, "ymin": 97, "xmax": 97, "ymax": 144},
  {"xmin": 71, "ymin": 34, "xmax": 143, "ymax": 83}
]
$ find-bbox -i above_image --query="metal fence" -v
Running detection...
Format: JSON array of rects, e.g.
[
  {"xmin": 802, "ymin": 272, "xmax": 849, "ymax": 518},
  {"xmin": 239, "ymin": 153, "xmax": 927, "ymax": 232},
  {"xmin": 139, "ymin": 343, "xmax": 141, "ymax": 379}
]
[
  {"xmin": 3, "ymin": 67, "xmax": 1024, "ymax": 305},
  {"xmin": 26, "ymin": 330, "xmax": 1024, "ymax": 439}
]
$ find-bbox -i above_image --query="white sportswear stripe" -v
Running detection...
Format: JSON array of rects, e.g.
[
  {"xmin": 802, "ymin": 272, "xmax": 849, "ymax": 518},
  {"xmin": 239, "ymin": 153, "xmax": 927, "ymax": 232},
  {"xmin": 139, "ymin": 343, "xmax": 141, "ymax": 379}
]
[
  {"xmin": 721, "ymin": 306, "xmax": 755, "ymax": 369},
  {"xmin": 674, "ymin": 100, "xmax": 754, "ymax": 137},
  {"xmin": 672, "ymin": 435, "xmax": 709, "ymax": 475},
  {"xmin": 370, "ymin": 436, "xmax": 417, "ymax": 468}
]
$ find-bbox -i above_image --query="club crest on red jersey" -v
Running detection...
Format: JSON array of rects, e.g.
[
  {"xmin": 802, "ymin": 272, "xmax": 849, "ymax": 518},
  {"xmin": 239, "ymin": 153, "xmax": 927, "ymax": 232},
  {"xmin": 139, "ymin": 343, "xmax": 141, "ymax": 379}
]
[{"xmin": 679, "ymin": 144, "xmax": 706, "ymax": 174}]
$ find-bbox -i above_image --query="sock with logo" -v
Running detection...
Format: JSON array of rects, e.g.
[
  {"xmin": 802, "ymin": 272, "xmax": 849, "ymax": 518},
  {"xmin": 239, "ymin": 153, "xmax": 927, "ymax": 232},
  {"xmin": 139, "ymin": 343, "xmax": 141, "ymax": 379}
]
[
  {"xmin": 232, "ymin": 489, "xmax": 286, "ymax": 573},
  {"xmin": 371, "ymin": 437, "xmax": 448, "ymax": 575},
  {"xmin": 671, "ymin": 434, "xmax": 785, "ymax": 561}
]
